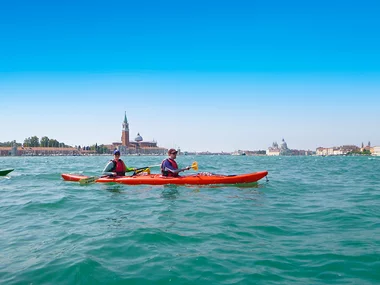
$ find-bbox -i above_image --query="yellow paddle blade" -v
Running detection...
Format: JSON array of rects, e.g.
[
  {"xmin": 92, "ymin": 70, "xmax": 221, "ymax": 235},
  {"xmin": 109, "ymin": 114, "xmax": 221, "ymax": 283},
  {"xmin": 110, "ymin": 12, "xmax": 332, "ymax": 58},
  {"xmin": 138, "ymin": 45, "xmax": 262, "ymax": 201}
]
[
  {"xmin": 134, "ymin": 167, "xmax": 150, "ymax": 175},
  {"xmin": 191, "ymin": 161, "xmax": 198, "ymax": 171},
  {"xmin": 79, "ymin": 176, "xmax": 98, "ymax": 185}
]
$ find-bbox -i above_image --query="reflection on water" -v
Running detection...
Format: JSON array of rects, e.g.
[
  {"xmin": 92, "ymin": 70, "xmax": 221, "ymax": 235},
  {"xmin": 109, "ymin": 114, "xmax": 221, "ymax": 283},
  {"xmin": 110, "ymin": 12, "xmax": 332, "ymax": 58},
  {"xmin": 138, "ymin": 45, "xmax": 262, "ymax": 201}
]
[
  {"xmin": 106, "ymin": 212, "xmax": 131, "ymax": 229},
  {"xmin": 188, "ymin": 182, "xmax": 261, "ymax": 189},
  {"xmin": 232, "ymin": 182, "xmax": 260, "ymax": 188},
  {"xmin": 102, "ymin": 184, "xmax": 124, "ymax": 193},
  {"xmin": 161, "ymin": 185, "xmax": 180, "ymax": 199}
]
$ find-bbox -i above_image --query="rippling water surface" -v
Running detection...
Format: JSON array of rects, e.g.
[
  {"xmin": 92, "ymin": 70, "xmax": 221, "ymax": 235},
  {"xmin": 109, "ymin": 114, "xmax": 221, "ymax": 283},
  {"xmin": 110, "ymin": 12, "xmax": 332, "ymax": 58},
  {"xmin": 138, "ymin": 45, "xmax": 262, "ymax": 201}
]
[{"xmin": 1, "ymin": 155, "xmax": 379, "ymax": 284}]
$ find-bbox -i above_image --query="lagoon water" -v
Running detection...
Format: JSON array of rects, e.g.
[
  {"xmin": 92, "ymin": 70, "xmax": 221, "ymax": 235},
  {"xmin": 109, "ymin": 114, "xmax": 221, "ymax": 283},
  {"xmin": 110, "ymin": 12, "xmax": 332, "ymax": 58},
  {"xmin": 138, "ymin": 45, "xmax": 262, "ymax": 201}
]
[{"xmin": 0, "ymin": 155, "xmax": 379, "ymax": 284}]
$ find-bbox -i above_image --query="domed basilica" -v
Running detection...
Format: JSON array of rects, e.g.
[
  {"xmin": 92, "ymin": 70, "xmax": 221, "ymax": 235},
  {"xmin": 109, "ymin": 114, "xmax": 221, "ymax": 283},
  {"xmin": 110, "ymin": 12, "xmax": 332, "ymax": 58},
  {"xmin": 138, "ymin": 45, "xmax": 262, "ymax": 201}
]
[{"xmin": 112, "ymin": 112, "xmax": 167, "ymax": 155}]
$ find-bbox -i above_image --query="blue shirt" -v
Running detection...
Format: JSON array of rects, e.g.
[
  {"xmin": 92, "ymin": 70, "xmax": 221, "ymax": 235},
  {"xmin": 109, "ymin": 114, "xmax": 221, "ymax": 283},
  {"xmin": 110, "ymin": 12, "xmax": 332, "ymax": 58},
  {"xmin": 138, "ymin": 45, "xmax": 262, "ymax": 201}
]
[{"xmin": 161, "ymin": 158, "xmax": 178, "ymax": 172}]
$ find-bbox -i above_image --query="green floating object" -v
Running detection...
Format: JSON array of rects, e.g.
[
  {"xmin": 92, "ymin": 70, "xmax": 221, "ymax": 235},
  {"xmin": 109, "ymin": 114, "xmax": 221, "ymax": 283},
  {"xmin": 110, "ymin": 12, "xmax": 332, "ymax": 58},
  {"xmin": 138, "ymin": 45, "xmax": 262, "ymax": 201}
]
[{"xmin": 0, "ymin": 169, "xmax": 14, "ymax": 176}]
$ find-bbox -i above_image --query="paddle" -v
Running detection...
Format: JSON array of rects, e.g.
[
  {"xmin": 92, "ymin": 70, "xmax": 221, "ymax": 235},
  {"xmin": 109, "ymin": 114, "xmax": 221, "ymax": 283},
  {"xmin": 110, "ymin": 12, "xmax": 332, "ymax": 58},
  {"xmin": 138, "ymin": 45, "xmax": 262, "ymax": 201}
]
[
  {"xmin": 79, "ymin": 172, "xmax": 114, "ymax": 185},
  {"xmin": 189, "ymin": 161, "xmax": 198, "ymax": 171},
  {"xmin": 165, "ymin": 161, "xmax": 198, "ymax": 174},
  {"xmin": 79, "ymin": 164, "xmax": 161, "ymax": 185},
  {"xmin": 79, "ymin": 176, "xmax": 98, "ymax": 185},
  {"xmin": 132, "ymin": 164, "xmax": 162, "ymax": 176}
]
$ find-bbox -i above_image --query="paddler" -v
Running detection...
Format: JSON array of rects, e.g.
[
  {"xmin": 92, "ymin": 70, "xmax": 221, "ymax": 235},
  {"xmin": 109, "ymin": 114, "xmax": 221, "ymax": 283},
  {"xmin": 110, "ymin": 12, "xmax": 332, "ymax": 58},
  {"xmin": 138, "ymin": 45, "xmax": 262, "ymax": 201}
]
[
  {"xmin": 161, "ymin": 148, "xmax": 190, "ymax": 177},
  {"xmin": 103, "ymin": 150, "xmax": 136, "ymax": 176}
]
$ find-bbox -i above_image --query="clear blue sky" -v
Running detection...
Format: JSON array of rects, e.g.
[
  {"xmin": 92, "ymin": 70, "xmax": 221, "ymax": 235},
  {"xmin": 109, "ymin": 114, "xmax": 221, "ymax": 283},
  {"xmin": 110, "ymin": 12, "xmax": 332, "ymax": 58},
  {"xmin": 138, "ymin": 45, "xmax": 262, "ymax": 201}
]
[{"xmin": 1, "ymin": 0, "xmax": 379, "ymax": 152}]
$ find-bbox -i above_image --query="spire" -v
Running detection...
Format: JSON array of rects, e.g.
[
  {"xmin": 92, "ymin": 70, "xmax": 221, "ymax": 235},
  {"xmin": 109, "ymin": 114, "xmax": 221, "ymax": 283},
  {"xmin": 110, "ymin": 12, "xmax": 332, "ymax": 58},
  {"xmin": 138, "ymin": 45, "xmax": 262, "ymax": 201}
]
[
  {"xmin": 121, "ymin": 111, "xmax": 130, "ymax": 146},
  {"xmin": 122, "ymin": 111, "xmax": 129, "ymax": 132}
]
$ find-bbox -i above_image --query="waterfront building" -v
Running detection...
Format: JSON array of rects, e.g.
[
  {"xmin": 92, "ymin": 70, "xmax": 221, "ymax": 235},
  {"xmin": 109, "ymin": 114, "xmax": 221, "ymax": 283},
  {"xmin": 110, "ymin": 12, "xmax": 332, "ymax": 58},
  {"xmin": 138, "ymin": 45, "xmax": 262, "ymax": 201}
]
[
  {"xmin": 279, "ymin": 138, "xmax": 292, "ymax": 155},
  {"xmin": 0, "ymin": 112, "xmax": 167, "ymax": 156},
  {"xmin": 360, "ymin": 142, "xmax": 372, "ymax": 153},
  {"xmin": 372, "ymin": 146, "xmax": 380, "ymax": 156},
  {"xmin": 0, "ymin": 146, "xmax": 80, "ymax": 156},
  {"xmin": 316, "ymin": 147, "xmax": 328, "ymax": 156},
  {"xmin": 341, "ymin": 145, "xmax": 360, "ymax": 154},
  {"xmin": 315, "ymin": 145, "xmax": 360, "ymax": 156},
  {"xmin": 0, "ymin": 147, "xmax": 14, "ymax": 156},
  {"xmin": 333, "ymin": 148, "xmax": 344, "ymax": 155},
  {"xmin": 267, "ymin": 139, "xmax": 292, "ymax": 156},
  {"xmin": 112, "ymin": 112, "xmax": 167, "ymax": 155},
  {"xmin": 268, "ymin": 139, "xmax": 313, "ymax": 156},
  {"xmin": 266, "ymin": 141, "xmax": 280, "ymax": 156},
  {"xmin": 232, "ymin": 150, "xmax": 246, "ymax": 156}
]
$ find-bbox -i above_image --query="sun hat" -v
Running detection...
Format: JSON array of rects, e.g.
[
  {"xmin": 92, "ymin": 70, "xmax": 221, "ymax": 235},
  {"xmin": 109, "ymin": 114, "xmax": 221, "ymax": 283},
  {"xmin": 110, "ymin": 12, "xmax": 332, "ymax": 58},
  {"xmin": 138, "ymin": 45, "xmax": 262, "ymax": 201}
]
[{"xmin": 168, "ymin": 148, "xmax": 178, "ymax": 155}]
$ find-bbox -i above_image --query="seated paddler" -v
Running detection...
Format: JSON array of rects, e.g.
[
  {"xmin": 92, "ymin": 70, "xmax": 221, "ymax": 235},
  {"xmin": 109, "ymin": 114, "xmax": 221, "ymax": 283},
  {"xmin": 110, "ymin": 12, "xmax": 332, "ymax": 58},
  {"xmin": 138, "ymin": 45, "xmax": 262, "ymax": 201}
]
[
  {"xmin": 103, "ymin": 150, "xmax": 136, "ymax": 176},
  {"xmin": 161, "ymin": 149, "xmax": 190, "ymax": 177}
]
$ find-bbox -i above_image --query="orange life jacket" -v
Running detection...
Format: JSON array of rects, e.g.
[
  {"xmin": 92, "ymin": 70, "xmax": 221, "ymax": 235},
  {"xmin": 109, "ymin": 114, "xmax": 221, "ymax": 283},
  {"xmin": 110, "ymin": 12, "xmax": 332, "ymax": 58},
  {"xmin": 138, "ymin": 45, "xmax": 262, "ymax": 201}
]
[{"xmin": 111, "ymin": 159, "xmax": 125, "ymax": 176}]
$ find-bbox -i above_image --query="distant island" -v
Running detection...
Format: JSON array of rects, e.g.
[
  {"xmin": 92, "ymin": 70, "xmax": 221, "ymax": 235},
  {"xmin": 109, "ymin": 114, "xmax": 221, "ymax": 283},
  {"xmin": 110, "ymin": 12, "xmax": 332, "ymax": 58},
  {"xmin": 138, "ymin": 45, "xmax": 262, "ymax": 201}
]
[
  {"xmin": 1, "ymin": 117, "xmax": 379, "ymax": 157},
  {"xmin": 1, "ymin": 137, "xmax": 379, "ymax": 157}
]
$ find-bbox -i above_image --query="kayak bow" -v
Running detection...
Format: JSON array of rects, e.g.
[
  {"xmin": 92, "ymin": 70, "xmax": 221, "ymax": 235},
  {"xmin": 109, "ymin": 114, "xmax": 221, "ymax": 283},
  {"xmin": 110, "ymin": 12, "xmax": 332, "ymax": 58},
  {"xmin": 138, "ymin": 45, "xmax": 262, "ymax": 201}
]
[{"xmin": 0, "ymin": 169, "xmax": 14, "ymax": 176}]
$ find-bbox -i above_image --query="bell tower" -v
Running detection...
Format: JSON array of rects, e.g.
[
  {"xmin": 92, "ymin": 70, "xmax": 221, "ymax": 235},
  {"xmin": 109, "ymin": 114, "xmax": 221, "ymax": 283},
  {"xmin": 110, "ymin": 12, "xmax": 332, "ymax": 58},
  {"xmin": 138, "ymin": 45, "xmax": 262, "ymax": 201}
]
[{"xmin": 121, "ymin": 112, "xmax": 130, "ymax": 146}]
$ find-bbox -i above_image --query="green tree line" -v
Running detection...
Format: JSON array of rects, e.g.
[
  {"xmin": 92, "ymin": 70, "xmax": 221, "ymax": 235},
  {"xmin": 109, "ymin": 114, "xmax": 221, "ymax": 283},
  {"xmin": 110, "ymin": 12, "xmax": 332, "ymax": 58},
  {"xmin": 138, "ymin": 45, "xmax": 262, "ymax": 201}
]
[
  {"xmin": 78, "ymin": 143, "xmax": 110, "ymax": 154},
  {"xmin": 23, "ymin": 136, "xmax": 70, "ymax": 148},
  {"xmin": 348, "ymin": 149, "xmax": 371, "ymax": 155},
  {"xmin": 0, "ymin": 137, "xmax": 70, "ymax": 148},
  {"xmin": 0, "ymin": 140, "xmax": 22, "ymax": 147},
  {"xmin": 1, "ymin": 139, "xmax": 112, "ymax": 154}
]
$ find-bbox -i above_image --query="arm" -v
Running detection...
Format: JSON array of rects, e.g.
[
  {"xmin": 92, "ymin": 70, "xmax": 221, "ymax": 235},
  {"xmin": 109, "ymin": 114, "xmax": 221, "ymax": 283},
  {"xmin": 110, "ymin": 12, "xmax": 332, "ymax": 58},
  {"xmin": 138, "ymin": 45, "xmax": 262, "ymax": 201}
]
[
  {"xmin": 125, "ymin": 166, "xmax": 135, "ymax": 172},
  {"xmin": 123, "ymin": 161, "xmax": 135, "ymax": 172},
  {"xmin": 165, "ymin": 168, "xmax": 190, "ymax": 174},
  {"xmin": 102, "ymin": 161, "xmax": 115, "ymax": 174},
  {"xmin": 174, "ymin": 166, "xmax": 191, "ymax": 173},
  {"xmin": 163, "ymin": 160, "xmax": 190, "ymax": 174}
]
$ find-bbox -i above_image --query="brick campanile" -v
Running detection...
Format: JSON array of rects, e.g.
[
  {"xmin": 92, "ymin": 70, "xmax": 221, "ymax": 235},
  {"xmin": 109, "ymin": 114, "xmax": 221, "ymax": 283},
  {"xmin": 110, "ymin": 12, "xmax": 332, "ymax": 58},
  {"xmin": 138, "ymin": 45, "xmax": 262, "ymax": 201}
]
[{"xmin": 121, "ymin": 112, "xmax": 130, "ymax": 146}]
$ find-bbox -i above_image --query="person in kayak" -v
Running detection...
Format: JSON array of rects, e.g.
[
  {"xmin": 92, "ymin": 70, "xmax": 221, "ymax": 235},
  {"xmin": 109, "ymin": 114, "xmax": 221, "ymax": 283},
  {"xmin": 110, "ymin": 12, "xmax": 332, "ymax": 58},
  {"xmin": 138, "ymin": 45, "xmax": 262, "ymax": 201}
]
[
  {"xmin": 103, "ymin": 150, "xmax": 135, "ymax": 176},
  {"xmin": 161, "ymin": 149, "xmax": 190, "ymax": 177}
]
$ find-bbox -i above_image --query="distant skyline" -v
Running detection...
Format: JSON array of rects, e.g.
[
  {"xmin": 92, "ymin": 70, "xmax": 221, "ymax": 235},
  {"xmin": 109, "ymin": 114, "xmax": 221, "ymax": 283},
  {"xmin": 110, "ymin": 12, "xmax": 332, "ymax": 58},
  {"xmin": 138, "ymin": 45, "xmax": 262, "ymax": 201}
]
[{"xmin": 1, "ymin": 0, "xmax": 379, "ymax": 152}]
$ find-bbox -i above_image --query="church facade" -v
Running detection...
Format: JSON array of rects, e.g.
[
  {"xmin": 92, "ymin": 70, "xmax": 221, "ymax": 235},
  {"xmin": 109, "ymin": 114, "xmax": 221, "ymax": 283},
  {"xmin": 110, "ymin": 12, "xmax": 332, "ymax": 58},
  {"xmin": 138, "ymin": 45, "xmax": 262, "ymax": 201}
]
[{"xmin": 267, "ymin": 139, "xmax": 294, "ymax": 156}]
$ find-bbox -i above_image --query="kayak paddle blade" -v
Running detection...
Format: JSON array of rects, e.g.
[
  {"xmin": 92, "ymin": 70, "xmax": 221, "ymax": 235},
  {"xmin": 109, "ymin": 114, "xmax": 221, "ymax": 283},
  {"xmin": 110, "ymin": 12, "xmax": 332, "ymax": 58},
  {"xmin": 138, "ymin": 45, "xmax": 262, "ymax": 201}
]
[
  {"xmin": 134, "ymin": 167, "xmax": 151, "ymax": 175},
  {"xmin": 191, "ymin": 161, "xmax": 198, "ymax": 171},
  {"xmin": 79, "ymin": 176, "xmax": 98, "ymax": 185}
]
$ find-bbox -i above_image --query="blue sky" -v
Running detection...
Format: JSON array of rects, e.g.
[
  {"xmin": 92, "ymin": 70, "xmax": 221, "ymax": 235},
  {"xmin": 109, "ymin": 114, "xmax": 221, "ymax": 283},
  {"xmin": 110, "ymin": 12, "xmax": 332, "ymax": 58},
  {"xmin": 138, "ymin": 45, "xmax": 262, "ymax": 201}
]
[{"xmin": 1, "ymin": 0, "xmax": 379, "ymax": 152}]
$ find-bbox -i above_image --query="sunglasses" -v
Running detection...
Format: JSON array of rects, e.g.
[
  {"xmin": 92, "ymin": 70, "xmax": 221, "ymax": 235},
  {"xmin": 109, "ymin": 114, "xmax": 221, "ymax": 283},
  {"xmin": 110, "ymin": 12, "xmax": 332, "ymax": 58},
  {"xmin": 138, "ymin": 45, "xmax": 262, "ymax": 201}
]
[{"xmin": 170, "ymin": 152, "xmax": 178, "ymax": 155}]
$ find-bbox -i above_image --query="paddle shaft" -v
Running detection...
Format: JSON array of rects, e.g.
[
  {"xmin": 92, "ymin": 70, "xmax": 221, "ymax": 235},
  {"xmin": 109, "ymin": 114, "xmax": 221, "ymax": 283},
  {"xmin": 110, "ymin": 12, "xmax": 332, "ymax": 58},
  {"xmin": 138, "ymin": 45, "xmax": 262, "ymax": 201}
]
[
  {"xmin": 80, "ymin": 165, "xmax": 161, "ymax": 185},
  {"xmin": 134, "ymin": 164, "xmax": 161, "ymax": 171}
]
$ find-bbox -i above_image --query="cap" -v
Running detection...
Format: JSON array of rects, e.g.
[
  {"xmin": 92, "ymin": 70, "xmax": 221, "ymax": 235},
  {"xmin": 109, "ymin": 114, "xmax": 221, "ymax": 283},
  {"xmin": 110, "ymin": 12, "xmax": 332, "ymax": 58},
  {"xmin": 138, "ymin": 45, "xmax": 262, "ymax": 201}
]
[
  {"xmin": 113, "ymin": 150, "xmax": 121, "ymax": 155},
  {"xmin": 168, "ymin": 148, "xmax": 178, "ymax": 155}
]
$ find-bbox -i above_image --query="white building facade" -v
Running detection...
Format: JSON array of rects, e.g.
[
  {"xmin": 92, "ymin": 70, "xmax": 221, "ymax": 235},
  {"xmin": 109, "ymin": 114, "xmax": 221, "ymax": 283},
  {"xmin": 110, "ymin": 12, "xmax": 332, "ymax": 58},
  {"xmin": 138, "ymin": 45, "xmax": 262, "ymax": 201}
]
[{"xmin": 372, "ymin": 146, "xmax": 380, "ymax": 156}]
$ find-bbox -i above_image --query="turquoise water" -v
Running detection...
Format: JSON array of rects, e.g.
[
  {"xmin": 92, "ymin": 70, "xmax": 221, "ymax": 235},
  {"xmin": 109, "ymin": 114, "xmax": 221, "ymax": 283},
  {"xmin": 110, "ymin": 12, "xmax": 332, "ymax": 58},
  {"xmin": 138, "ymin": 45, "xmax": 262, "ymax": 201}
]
[{"xmin": 1, "ymin": 155, "xmax": 379, "ymax": 284}]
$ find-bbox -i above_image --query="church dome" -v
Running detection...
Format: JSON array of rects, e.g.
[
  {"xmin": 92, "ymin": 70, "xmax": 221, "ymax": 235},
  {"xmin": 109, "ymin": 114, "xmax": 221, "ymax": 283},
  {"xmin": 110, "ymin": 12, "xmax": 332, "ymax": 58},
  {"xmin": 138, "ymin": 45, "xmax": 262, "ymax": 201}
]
[
  {"xmin": 135, "ymin": 133, "xmax": 143, "ymax": 142},
  {"xmin": 281, "ymin": 139, "xmax": 288, "ymax": 150}
]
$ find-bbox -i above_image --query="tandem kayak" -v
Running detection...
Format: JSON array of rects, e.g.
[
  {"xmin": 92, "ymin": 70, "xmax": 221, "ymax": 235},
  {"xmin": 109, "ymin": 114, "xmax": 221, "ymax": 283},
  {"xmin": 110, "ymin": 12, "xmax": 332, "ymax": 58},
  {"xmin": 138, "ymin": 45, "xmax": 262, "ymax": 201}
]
[
  {"xmin": 0, "ymin": 169, "xmax": 14, "ymax": 176},
  {"xmin": 61, "ymin": 171, "xmax": 268, "ymax": 186}
]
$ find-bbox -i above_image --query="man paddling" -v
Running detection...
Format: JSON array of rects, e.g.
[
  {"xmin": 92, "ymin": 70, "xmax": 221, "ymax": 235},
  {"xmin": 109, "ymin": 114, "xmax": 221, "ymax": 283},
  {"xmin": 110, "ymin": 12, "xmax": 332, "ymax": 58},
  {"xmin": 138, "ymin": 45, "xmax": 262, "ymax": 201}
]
[
  {"xmin": 161, "ymin": 149, "xmax": 190, "ymax": 177},
  {"xmin": 103, "ymin": 150, "xmax": 135, "ymax": 176}
]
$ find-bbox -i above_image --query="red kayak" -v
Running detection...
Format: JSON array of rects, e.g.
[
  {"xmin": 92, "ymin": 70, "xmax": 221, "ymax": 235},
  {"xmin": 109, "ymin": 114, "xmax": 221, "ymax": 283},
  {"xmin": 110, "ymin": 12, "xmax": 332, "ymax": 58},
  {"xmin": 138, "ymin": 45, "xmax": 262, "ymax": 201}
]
[{"xmin": 61, "ymin": 171, "xmax": 268, "ymax": 186}]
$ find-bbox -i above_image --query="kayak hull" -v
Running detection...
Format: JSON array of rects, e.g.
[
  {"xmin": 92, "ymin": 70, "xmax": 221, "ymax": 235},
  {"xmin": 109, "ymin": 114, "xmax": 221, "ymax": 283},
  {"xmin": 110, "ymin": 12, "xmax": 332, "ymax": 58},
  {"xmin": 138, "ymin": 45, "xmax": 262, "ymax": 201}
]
[
  {"xmin": 61, "ymin": 171, "xmax": 268, "ymax": 185},
  {"xmin": 0, "ymin": 169, "xmax": 14, "ymax": 176}
]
